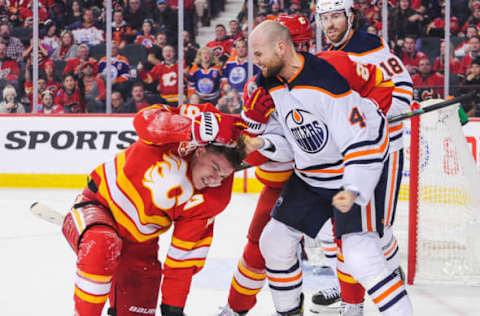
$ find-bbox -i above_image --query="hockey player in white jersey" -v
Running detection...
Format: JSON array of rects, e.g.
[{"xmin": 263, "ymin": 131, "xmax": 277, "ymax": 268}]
[
  {"xmin": 246, "ymin": 20, "xmax": 413, "ymax": 316},
  {"xmin": 313, "ymin": 0, "xmax": 414, "ymax": 313}
]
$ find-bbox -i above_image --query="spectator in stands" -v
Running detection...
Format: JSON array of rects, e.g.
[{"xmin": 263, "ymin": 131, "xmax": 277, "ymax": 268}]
[
  {"xmin": 37, "ymin": 90, "xmax": 65, "ymax": 114},
  {"xmin": 111, "ymin": 90, "xmax": 127, "ymax": 113},
  {"xmin": 51, "ymin": 30, "xmax": 78, "ymax": 61},
  {"xmin": 0, "ymin": 0, "xmax": 10, "ymax": 23},
  {"xmin": 267, "ymin": 0, "xmax": 285, "ymax": 20},
  {"xmin": 124, "ymin": 0, "xmax": 148, "ymax": 33},
  {"xmin": 229, "ymin": 19, "xmax": 242, "ymax": 40},
  {"xmin": 81, "ymin": 61, "xmax": 106, "ymax": 113},
  {"xmin": 112, "ymin": 9, "xmax": 134, "ymax": 49},
  {"xmin": 207, "ymin": 24, "xmax": 234, "ymax": 62},
  {"xmin": 287, "ymin": 0, "xmax": 303, "ymax": 16},
  {"xmin": 0, "ymin": 43, "xmax": 20, "ymax": 88},
  {"xmin": 460, "ymin": 35, "xmax": 480, "ymax": 75},
  {"xmin": 64, "ymin": 44, "xmax": 98, "ymax": 77},
  {"xmin": 123, "ymin": 81, "xmax": 151, "ymax": 112},
  {"xmin": 188, "ymin": 46, "xmax": 222, "ymax": 103},
  {"xmin": 65, "ymin": 0, "xmax": 83, "ymax": 27},
  {"xmin": 255, "ymin": 10, "xmax": 268, "ymax": 25},
  {"xmin": 412, "ymin": 57, "xmax": 444, "ymax": 101},
  {"xmin": 183, "ymin": 30, "xmax": 199, "ymax": 67},
  {"xmin": 240, "ymin": 23, "xmax": 249, "ymax": 41},
  {"xmin": 43, "ymin": 59, "xmax": 60, "ymax": 94},
  {"xmin": 0, "ymin": 22, "xmax": 24, "ymax": 62},
  {"xmin": 69, "ymin": 8, "xmax": 105, "ymax": 46},
  {"xmin": 97, "ymin": 41, "xmax": 131, "ymax": 97},
  {"xmin": 426, "ymin": 2, "xmax": 460, "ymax": 36},
  {"xmin": 22, "ymin": 39, "xmax": 53, "ymax": 68},
  {"xmin": 24, "ymin": 60, "xmax": 47, "ymax": 110},
  {"xmin": 461, "ymin": 57, "xmax": 480, "ymax": 116},
  {"xmin": 455, "ymin": 25, "xmax": 478, "ymax": 58},
  {"xmin": 146, "ymin": 31, "xmax": 167, "ymax": 70},
  {"xmin": 135, "ymin": 19, "xmax": 155, "ymax": 49},
  {"xmin": 187, "ymin": 91, "xmax": 201, "ymax": 104},
  {"xmin": 400, "ymin": 35, "xmax": 427, "ymax": 74},
  {"xmin": 19, "ymin": 2, "xmax": 48, "ymax": 27},
  {"xmin": 217, "ymin": 89, "xmax": 242, "ymax": 114},
  {"xmin": 366, "ymin": 25, "xmax": 379, "ymax": 36},
  {"xmin": 221, "ymin": 38, "xmax": 260, "ymax": 98},
  {"xmin": 460, "ymin": 2, "xmax": 480, "ymax": 35},
  {"xmin": 389, "ymin": 0, "xmax": 424, "ymax": 41},
  {"xmin": 55, "ymin": 72, "xmax": 86, "ymax": 113},
  {"xmin": 152, "ymin": 0, "xmax": 178, "ymax": 44},
  {"xmin": 137, "ymin": 44, "xmax": 184, "ymax": 106},
  {"xmin": 41, "ymin": 20, "xmax": 60, "ymax": 53},
  {"xmin": 433, "ymin": 40, "xmax": 461, "ymax": 74},
  {"xmin": 195, "ymin": 0, "xmax": 210, "ymax": 27},
  {"xmin": 0, "ymin": 84, "xmax": 25, "ymax": 113}
]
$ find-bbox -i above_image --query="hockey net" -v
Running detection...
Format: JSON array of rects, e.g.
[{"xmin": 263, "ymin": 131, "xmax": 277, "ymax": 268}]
[{"xmin": 395, "ymin": 99, "xmax": 480, "ymax": 285}]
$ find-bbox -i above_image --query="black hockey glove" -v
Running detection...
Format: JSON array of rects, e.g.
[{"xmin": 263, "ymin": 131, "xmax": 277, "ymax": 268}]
[{"xmin": 160, "ymin": 303, "xmax": 185, "ymax": 316}]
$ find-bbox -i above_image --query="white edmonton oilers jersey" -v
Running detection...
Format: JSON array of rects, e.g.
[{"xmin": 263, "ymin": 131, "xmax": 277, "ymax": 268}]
[
  {"xmin": 325, "ymin": 30, "xmax": 413, "ymax": 152},
  {"xmin": 258, "ymin": 53, "xmax": 389, "ymax": 205}
]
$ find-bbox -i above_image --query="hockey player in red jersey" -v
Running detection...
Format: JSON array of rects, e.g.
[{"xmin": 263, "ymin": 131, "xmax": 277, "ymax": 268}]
[
  {"xmin": 217, "ymin": 15, "xmax": 395, "ymax": 316},
  {"xmin": 61, "ymin": 103, "xmax": 247, "ymax": 316}
]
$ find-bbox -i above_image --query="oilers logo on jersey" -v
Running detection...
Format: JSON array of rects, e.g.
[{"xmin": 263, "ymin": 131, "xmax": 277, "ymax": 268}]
[{"xmin": 285, "ymin": 109, "xmax": 329, "ymax": 154}]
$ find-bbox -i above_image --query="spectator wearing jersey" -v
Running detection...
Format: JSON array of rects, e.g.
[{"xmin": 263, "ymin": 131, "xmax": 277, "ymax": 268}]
[
  {"xmin": 0, "ymin": 85, "xmax": 25, "ymax": 113},
  {"xmin": 400, "ymin": 35, "xmax": 427, "ymax": 74},
  {"xmin": 455, "ymin": 25, "xmax": 478, "ymax": 58},
  {"xmin": 42, "ymin": 59, "xmax": 61, "ymax": 93},
  {"xmin": 112, "ymin": 9, "xmax": 133, "ymax": 49},
  {"xmin": 123, "ymin": 82, "xmax": 151, "ymax": 112},
  {"xmin": 81, "ymin": 61, "xmax": 106, "ymax": 113},
  {"xmin": 460, "ymin": 36, "xmax": 480, "ymax": 75},
  {"xmin": 206, "ymin": 24, "xmax": 234, "ymax": 62},
  {"xmin": 18, "ymin": 2, "xmax": 49, "ymax": 27},
  {"xmin": 188, "ymin": 46, "xmax": 222, "ymax": 103},
  {"xmin": 111, "ymin": 90, "xmax": 127, "ymax": 113},
  {"xmin": 433, "ymin": 40, "xmax": 461, "ymax": 74},
  {"xmin": 69, "ymin": 8, "xmax": 105, "ymax": 46},
  {"xmin": 389, "ymin": 0, "xmax": 424, "ymax": 41},
  {"xmin": 152, "ymin": 0, "xmax": 178, "ymax": 43},
  {"xmin": 460, "ymin": 2, "xmax": 480, "ymax": 35},
  {"xmin": 41, "ymin": 20, "xmax": 60, "ymax": 53},
  {"xmin": 97, "ymin": 41, "xmax": 131, "ymax": 97},
  {"xmin": 412, "ymin": 57, "xmax": 444, "ymax": 101},
  {"xmin": 138, "ymin": 44, "xmax": 185, "ymax": 106},
  {"xmin": 64, "ymin": 44, "xmax": 98, "ymax": 77},
  {"xmin": 221, "ymin": 38, "xmax": 260, "ymax": 98},
  {"xmin": 55, "ymin": 72, "xmax": 86, "ymax": 113},
  {"xmin": 0, "ymin": 43, "xmax": 20, "ymax": 88},
  {"xmin": 462, "ymin": 57, "xmax": 480, "ymax": 116},
  {"xmin": 266, "ymin": 0, "xmax": 285, "ymax": 20},
  {"xmin": 287, "ymin": 0, "xmax": 303, "ymax": 15},
  {"xmin": 37, "ymin": 90, "xmax": 65, "ymax": 114},
  {"xmin": 51, "ymin": 30, "xmax": 78, "ymax": 61},
  {"xmin": 426, "ymin": 2, "xmax": 460, "ymax": 36},
  {"xmin": 22, "ymin": 39, "xmax": 53, "ymax": 69},
  {"xmin": 0, "ymin": 22, "xmax": 24, "ymax": 62},
  {"xmin": 146, "ymin": 31, "xmax": 167, "ymax": 70},
  {"xmin": 124, "ymin": 0, "xmax": 147, "ymax": 33},
  {"xmin": 135, "ymin": 19, "xmax": 155, "ymax": 49}
]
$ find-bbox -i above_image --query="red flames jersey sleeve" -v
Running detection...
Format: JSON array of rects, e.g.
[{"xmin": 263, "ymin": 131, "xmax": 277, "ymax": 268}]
[
  {"xmin": 316, "ymin": 51, "xmax": 394, "ymax": 114},
  {"xmin": 161, "ymin": 175, "xmax": 234, "ymax": 307}
]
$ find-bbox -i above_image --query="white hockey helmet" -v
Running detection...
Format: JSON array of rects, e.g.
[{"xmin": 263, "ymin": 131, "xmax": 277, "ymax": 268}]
[{"xmin": 316, "ymin": 0, "xmax": 354, "ymax": 15}]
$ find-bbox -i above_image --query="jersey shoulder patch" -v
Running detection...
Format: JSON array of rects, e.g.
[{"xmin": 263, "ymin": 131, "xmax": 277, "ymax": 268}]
[{"xmin": 345, "ymin": 31, "xmax": 384, "ymax": 54}]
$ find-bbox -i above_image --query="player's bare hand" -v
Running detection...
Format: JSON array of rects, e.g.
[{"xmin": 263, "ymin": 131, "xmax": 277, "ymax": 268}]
[
  {"xmin": 243, "ymin": 135, "xmax": 264, "ymax": 154},
  {"xmin": 332, "ymin": 190, "xmax": 356, "ymax": 213}
]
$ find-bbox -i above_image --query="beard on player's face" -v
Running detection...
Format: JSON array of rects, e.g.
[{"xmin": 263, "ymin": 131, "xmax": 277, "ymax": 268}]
[{"xmin": 261, "ymin": 54, "xmax": 284, "ymax": 78}]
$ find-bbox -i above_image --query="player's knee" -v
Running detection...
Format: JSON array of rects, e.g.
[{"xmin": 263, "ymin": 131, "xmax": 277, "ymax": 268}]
[
  {"xmin": 342, "ymin": 232, "xmax": 385, "ymax": 283},
  {"xmin": 259, "ymin": 220, "xmax": 277, "ymax": 261},
  {"xmin": 78, "ymin": 225, "xmax": 122, "ymax": 274}
]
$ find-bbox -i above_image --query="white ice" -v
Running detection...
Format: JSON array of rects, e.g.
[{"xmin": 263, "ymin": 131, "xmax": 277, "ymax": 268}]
[{"xmin": 1, "ymin": 188, "xmax": 479, "ymax": 315}]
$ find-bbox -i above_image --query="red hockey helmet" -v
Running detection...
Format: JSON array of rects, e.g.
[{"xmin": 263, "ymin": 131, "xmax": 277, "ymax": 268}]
[{"xmin": 275, "ymin": 15, "xmax": 313, "ymax": 45}]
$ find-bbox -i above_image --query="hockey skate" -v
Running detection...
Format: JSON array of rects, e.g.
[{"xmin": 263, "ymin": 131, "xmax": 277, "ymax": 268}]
[
  {"xmin": 339, "ymin": 301, "xmax": 364, "ymax": 316},
  {"xmin": 215, "ymin": 305, "xmax": 247, "ymax": 316},
  {"xmin": 310, "ymin": 286, "xmax": 341, "ymax": 313},
  {"xmin": 273, "ymin": 293, "xmax": 304, "ymax": 316}
]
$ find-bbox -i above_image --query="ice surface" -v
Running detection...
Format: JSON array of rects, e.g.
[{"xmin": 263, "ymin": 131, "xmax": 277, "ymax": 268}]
[{"xmin": 1, "ymin": 189, "xmax": 479, "ymax": 315}]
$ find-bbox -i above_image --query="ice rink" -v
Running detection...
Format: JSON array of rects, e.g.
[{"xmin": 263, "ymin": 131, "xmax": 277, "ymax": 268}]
[{"xmin": 1, "ymin": 188, "xmax": 480, "ymax": 315}]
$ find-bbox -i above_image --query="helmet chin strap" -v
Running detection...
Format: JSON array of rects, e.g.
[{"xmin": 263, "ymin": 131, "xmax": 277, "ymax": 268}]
[{"xmin": 325, "ymin": 11, "xmax": 353, "ymax": 48}]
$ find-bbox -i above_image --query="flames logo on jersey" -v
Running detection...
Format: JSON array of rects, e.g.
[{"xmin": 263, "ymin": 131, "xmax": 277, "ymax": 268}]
[
  {"xmin": 285, "ymin": 109, "xmax": 328, "ymax": 153},
  {"xmin": 143, "ymin": 153, "xmax": 194, "ymax": 210}
]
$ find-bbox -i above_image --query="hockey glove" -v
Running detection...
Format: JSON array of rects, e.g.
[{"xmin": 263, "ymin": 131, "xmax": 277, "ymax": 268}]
[
  {"xmin": 241, "ymin": 87, "xmax": 275, "ymax": 135},
  {"xmin": 160, "ymin": 303, "xmax": 185, "ymax": 316},
  {"xmin": 192, "ymin": 112, "xmax": 247, "ymax": 147}
]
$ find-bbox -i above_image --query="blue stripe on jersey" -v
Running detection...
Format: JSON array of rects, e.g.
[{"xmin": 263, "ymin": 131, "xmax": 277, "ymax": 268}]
[
  {"xmin": 393, "ymin": 95, "xmax": 411, "ymax": 106},
  {"xmin": 297, "ymin": 159, "xmax": 343, "ymax": 171},
  {"xmin": 269, "ymin": 282, "xmax": 303, "ymax": 291},
  {"xmin": 326, "ymin": 31, "xmax": 383, "ymax": 54},
  {"xmin": 390, "ymin": 133, "xmax": 403, "ymax": 142},
  {"xmin": 379, "ymin": 290, "xmax": 408, "ymax": 312},
  {"xmin": 344, "ymin": 151, "xmax": 388, "ymax": 166},
  {"xmin": 395, "ymin": 81, "xmax": 414, "ymax": 88},
  {"xmin": 341, "ymin": 114, "xmax": 386, "ymax": 156},
  {"xmin": 266, "ymin": 261, "xmax": 300, "ymax": 274},
  {"xmin": 298, "ymin": 173, "xmax": 343, "ymax": 182},
  {"xmin": 367, "ymin": 271, "xmax": 398, "ymax": 295}
]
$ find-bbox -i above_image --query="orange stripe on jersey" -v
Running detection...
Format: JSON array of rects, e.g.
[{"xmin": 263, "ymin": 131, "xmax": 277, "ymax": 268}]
[
  {"xmin": 322, "ymin": 246, "xmax": 338, "ymax": 252},
  {"xmin": 293, "ymin": 85, "xmax": 352, "ymax": 99},
  {"xmin": 384, "ymin": 239, "xmax": 398, "ymax": 257},
  {"xmin": 300, "ymin": 167, "xmax": 344, "ymax": 174},
  {"xmin": 287, "ymin": 53, "xmax": 305, "ymax": 83},
  {"xmin": 372, "ymin": 280, "xmax": 403, "ymax": 304},
  {"xmin": 393, "ymin": 87, "xmax": 413, "ymax": 97},
  {"xmin": 268, "ymin": 85, "xmax": 285, "ymax": 94},
  {"xmin": 386, "ymin": 151, "xmax": 398, "ymax": 225},
  {"xmin": 74, "ymin": 286, "xmax": 109, "ymax": 304},
  {"xmin": 344, "ymin": 130, "xmax": 388, "ymax": 162},
  {"xmin": 342, "ymin": 35, "xmax": 385, "ymax": 56},
  {"xmin": 366, "ymin": 202, "xmax": 373, "ymax": 231},
  {"xmin": 388, "ymin": 123, "xmax": 403, "ymax": 133},
  {"xmin": 267, "ymin": 271, "xmax": 302, "ymax": 283}
]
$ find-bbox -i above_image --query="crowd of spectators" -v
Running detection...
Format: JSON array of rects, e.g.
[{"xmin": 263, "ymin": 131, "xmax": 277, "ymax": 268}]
[{"xmin": 0, "ymin": 0, "xmax": 479, "ymax": 116}]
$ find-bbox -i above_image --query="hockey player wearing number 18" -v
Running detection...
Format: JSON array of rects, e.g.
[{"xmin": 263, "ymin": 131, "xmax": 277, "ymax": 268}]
[
  {"xmin": 246, "ymin": 20, "xmax": 413, "ymax": 315},
  {"xmin": 61, "ymin": 103, "xmax": 247, "ymax": 316},
  {"xmin": 316, "ymin": 0, "xmax": 414, "ymax": 313}
]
